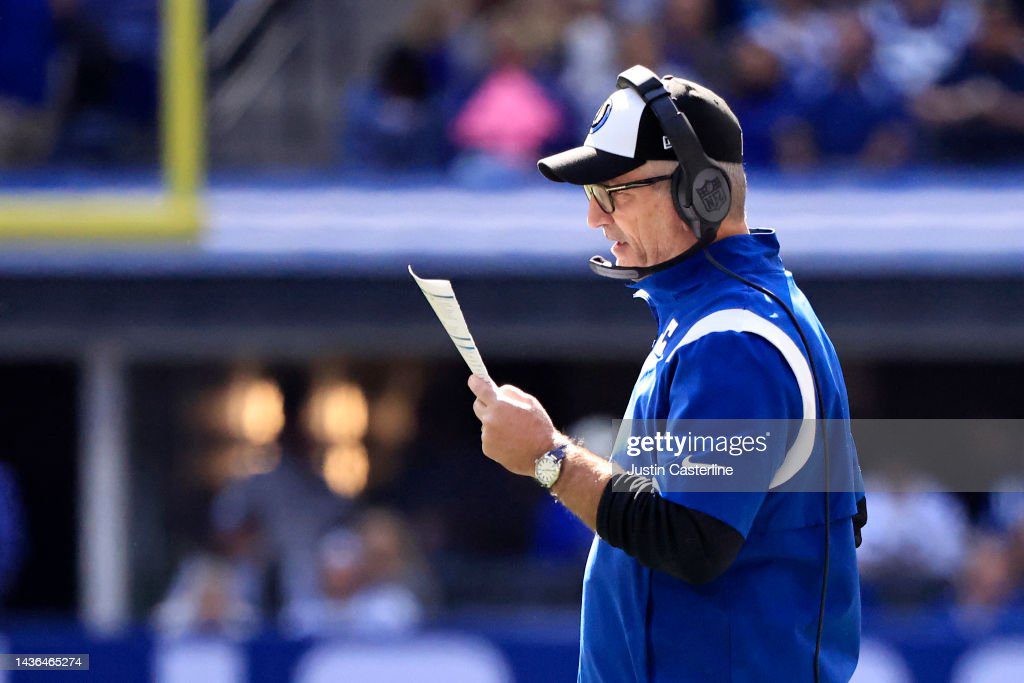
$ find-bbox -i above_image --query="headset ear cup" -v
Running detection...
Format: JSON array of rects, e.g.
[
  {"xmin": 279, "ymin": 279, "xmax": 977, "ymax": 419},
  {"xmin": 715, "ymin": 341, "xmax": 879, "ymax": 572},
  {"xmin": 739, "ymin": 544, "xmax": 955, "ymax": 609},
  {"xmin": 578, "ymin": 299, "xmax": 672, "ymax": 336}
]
[{"xmin": 671, "ymin": 165, "xmax": 703, "ymax": 241}]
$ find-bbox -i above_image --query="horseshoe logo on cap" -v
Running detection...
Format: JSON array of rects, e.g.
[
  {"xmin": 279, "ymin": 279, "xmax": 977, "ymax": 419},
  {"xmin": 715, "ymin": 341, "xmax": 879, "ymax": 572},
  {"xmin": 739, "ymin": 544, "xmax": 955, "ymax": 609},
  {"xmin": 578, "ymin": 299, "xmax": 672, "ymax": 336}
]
[{"xmin": 590, "ymin": 101, "xmax": 612, "ymax": 132}]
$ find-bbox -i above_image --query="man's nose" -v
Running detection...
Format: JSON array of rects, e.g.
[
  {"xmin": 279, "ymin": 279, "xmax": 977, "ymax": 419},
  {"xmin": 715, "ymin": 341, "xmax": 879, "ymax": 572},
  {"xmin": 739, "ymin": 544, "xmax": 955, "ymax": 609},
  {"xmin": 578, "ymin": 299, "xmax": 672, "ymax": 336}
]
[{"xmin": 587, "ymin": 195, "xmax": 612, "ymax": 229}]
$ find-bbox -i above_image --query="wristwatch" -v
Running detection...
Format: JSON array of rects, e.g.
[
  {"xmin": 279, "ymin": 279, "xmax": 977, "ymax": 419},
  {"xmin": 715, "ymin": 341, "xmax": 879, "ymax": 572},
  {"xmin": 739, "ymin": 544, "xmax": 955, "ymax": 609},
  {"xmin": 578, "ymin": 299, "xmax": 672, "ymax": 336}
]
[{"xmin": 535, "ymin": 443, "xmax": 569, "ymax": 489}]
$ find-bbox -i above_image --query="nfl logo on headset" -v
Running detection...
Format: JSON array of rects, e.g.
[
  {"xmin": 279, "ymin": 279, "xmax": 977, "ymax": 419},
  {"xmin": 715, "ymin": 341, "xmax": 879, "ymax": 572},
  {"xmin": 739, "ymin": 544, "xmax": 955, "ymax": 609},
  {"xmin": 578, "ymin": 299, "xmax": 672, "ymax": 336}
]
[{"xmin": 697, "ymin": 176, "xmax": 727, "ymax": 213}]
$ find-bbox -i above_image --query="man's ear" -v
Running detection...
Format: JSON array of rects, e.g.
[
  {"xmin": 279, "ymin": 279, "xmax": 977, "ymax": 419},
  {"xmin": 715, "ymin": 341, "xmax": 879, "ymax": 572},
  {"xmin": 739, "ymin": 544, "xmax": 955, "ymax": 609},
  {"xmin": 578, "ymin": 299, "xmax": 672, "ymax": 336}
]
[{"xmin": 672, "ymin": 208, "xmax": 695, "ymax": 237}]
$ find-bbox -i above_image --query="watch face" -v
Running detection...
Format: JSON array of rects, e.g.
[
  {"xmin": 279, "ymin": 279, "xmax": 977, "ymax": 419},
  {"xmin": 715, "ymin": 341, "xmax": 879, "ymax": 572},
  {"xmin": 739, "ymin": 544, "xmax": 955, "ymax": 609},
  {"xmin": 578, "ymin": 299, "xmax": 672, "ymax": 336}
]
[{"xmin": 535, "ymin": 455, "xmax": 561, "ymax": 487}]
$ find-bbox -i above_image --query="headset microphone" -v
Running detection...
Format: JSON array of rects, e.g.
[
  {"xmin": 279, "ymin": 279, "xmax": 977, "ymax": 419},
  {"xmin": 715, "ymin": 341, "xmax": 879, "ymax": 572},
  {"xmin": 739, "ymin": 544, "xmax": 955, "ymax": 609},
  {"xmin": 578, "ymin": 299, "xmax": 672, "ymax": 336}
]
[{"xmin": 589, "ymin": 238, "xmax": 710, "ymax": 280}]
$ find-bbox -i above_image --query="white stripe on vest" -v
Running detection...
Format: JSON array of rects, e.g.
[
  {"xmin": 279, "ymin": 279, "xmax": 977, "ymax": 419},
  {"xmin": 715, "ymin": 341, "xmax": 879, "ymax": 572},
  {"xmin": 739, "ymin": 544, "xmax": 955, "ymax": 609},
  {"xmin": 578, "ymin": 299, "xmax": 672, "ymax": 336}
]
[{"xmin": 670, "ymin": 308, "xmax": 816, "ymax": 489}]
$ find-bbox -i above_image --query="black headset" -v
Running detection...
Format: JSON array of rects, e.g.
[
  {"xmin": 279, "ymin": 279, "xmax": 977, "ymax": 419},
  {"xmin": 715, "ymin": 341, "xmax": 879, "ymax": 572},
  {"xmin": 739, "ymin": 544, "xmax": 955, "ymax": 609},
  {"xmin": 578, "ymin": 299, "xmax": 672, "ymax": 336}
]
[
  {"xmin": 594, "ymin": 65, "xmax": 836, "ymax": 683},
  {"xmin": 589, "ymin": 65, "xmax": 733, "ymax": 281}
]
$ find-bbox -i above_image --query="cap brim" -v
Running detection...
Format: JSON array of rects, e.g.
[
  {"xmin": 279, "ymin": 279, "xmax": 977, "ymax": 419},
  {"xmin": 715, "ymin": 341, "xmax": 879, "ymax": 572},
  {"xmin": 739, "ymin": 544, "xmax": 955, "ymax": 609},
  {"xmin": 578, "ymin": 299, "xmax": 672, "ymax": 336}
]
[{"xmin": 537, "ymin": 146, "xmax": 644, "ymax": 185}]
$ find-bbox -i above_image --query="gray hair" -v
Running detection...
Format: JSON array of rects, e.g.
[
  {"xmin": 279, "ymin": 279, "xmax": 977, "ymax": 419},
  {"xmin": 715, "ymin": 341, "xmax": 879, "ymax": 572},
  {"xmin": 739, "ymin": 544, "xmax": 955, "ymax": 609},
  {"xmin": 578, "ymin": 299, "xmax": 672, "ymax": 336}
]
[{"xmin": 718, "ymin": 161, "xmax": 747, "ymax": 224}]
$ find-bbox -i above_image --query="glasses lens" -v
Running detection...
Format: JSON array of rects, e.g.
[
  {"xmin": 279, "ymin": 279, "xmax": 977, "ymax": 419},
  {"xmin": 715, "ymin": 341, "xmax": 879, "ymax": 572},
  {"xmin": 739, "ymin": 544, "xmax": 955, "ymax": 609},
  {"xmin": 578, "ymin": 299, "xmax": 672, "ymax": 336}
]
[{"xmin": 584, "ymin": 185, "xmax": 614, "ymax": 213}]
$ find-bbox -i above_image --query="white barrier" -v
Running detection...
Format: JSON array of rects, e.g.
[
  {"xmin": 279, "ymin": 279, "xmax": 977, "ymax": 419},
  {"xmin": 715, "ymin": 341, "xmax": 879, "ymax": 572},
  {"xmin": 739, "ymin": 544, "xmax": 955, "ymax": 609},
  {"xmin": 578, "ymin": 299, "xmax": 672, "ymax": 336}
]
[
  {"xmin": 851, "ymin": 637, "xmax": 915, "ymax": 683},
  {"xmin": 952, "ymin": 637, "xmax": 1024, "ymax": 683},
  {"xmin": 153, "ymin": 637, "xmax": 247, "ymax": 683},
  {"xmin": 293, "ymin": 634, "xmax": 513, "ymax": 683}
]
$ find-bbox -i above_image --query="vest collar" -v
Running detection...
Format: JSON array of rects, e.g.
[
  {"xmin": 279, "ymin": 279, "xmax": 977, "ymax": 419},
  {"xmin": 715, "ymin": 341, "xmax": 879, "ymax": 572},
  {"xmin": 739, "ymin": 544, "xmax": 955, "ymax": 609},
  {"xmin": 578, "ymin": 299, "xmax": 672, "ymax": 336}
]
[{"xmin": 629, "ymin": 228, "xmax": 784, "ymax": 311}]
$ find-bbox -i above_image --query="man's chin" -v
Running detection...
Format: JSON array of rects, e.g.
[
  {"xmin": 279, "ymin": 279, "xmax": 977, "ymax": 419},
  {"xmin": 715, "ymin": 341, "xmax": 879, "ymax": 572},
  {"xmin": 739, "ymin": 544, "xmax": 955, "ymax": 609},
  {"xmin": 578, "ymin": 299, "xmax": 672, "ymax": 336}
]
[
  {"xmin": 611, "ymin": 242, "xmax": 640, "ymax": 268},
  {"xmin": 614, "ymin": 257, "xmax": 642, "ymax": 268}
]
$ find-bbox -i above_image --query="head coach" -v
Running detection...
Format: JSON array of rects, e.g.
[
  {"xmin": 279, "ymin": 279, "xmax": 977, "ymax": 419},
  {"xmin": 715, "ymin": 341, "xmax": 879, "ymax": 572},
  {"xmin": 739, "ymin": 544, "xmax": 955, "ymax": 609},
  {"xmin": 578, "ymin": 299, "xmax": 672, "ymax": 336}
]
[{"xmin": 468, "ymin": 65, "xmax": 868, "ymax": 682}]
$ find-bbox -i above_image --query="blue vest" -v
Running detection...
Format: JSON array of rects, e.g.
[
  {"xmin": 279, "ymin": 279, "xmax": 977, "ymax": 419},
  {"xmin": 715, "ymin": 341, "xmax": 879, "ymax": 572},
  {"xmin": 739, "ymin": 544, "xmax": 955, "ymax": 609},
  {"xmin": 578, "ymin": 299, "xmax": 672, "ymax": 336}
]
[{"xmin": 579, "ymin": 229, "xmax": 863, "ymax": 682}]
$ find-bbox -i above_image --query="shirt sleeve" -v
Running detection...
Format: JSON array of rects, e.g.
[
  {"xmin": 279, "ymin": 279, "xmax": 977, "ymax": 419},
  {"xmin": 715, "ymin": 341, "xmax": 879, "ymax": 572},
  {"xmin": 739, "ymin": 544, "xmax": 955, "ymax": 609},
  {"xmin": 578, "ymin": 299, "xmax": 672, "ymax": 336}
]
[
  {"xmin": 597, "ymin": 472, "xmax": 746, "ymax": 584},
  {"xmin": 657, "ymin": 329, "xmax": 804, "ymax": 538}
]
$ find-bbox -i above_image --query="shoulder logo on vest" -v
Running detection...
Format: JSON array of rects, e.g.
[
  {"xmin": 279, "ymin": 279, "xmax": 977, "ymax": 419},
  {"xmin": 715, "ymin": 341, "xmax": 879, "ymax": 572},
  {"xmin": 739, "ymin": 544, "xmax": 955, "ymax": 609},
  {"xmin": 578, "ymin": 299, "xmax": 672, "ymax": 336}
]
[{"xmin": 653, "ymin": 319, "xmax": 679, "ymax": 359}]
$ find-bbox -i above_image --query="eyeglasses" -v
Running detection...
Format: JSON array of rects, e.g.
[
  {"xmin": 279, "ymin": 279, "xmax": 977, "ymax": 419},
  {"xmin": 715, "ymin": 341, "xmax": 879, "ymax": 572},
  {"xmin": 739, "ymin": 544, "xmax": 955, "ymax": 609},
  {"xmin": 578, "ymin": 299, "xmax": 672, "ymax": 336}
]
[{"xmin": 583, "ymin": 174, "xmax": 674, "ymax": 214}]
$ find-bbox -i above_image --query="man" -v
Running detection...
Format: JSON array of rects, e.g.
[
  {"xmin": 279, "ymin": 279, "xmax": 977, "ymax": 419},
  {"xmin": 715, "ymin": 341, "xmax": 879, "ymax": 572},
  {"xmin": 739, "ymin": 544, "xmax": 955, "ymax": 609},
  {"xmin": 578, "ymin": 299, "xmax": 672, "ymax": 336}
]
[{"xmin": 468, "ymin": 68, "xmax": 866, "ymax": 682}]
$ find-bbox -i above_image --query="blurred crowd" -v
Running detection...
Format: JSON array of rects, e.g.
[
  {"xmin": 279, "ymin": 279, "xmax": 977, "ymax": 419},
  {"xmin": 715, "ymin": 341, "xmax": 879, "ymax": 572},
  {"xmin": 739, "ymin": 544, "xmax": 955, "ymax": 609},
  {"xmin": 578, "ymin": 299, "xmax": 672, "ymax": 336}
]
[
  {"xmin": 151, "ymin": 371, "xmax": 437, "ymax": 641},
  {"xmin": 1, "ymin": 0, "xmax": 1022, "ymax": 173},
  {"xmin": 345, "ymin": 0, "xmax": 1024, "ymax": 176},
  {"xmin": 859, "ymin": 472, "xmax": 1024, "ymax": 633}
]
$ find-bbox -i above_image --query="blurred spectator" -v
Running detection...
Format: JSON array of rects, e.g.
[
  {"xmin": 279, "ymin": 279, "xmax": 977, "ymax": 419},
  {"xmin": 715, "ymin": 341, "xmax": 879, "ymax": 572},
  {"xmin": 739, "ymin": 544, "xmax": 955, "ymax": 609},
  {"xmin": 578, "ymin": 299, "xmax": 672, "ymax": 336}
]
[
  {"xmin": 724, "ymin": 36, "xmax": 813, "ymax": 168},
  {"xmin": 858, "ymin": 469, "xmax": 970, "ymax": 604},
  {"xmin": 989, "ymin": 479, "xmax": 1024, "ymax": 534},
  {"xmin": 559, "ymin": 0, "xmax": 619, "ymax": 131},
  {"xmin": 989, "ymin": 477, "xmax": 1024, "ymax": 590},
  {"xmin": 337, "ymin": 0, "xmax": 474, "ymax": 171},
  {"xmin": 613, "ymin": 0, "xmax": 662, "ymax": 25},
  {"xmin": 449, "ymin": 63, "xmax": 565, "ymax": 182},
  {"xmin": 956, "ymin": 534, "xmax": 1019, "ymax": 608},
  {"xmin": 449, "ymin": 4, "xmax": 571, "ymax": 184},
  {"xmin": 950, "ymin": 533, "xmax": 1024, "ymax": 634},
  {"xmin": 44, "ymin": 0, "xmax": 162, "ymax": 164},
  {"xmin": 745, "ymin": 0, "xmax": 838, "ymax": 98},
  {"xmin": 912, "ymin": 0, "xmax": 1024, "ymax": 163},
  {"xmin": 447, "ymin": 0, "xmax": 566, "ymax": 89},
  {"xmin": 0, "ymin": 0, "xmax": 58, "ymax": 166},
  {"xmin": 341, "ymin": 44, "xmax": 448, "ymax": 170},
  {"xmin": 284, "ymin": 510, "xmax": 428, "ymax": 637},
  {"xmin": 0, "ymin": 463, "xmax": 25, "ymax": 604},
  {"xmin": 660, "ymin": 0, "xmax": 730, "ymax": 92},
  {"xmin": 796, "ymin": 11, "xmax": 913, "ymax": 167},
  {"xmin": 861, "ymin": 0, "xmax": 979, "ymax": 96},
  {"xmin": 618, "ymin": 23, "xmax": 668, "ymax": 81},
  {"xmin": 211, "ymin": 372, "xmax": 351, "ymax": 616},
  {"xmin": 153, "ymin": 553, "xmax": 258, "ymax": 639},
  {"xmin": 445, "ymin": 0, "xmax": 503, "ymax": 87},
  {"xmin": 615, "ymin": 1, "xmax": 729, "ymax": 86}
]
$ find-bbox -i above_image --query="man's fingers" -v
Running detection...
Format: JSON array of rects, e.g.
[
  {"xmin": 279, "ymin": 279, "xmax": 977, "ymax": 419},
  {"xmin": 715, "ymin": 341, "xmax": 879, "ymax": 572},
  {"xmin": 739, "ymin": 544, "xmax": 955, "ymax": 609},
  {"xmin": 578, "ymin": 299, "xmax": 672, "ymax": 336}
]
[
  {"xmin": 468, "ymin": 374, "xmax": 498, "ymax": 404},
  {"xmin": 472, "ymin": 398, "xmax": 487, "ymax": 422},
  {"xmin": 501, "ymin": 384, "xmax": 536, "ymax": 405}
]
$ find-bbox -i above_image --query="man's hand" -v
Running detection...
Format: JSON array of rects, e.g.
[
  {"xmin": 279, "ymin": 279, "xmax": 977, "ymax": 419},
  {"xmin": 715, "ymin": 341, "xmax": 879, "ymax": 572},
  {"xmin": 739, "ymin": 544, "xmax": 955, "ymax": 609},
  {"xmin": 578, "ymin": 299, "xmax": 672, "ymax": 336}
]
[{"xmin": 468, "ymin": 375, "xmax": 562, "ymax": 477}]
